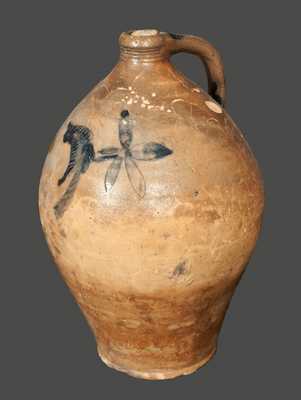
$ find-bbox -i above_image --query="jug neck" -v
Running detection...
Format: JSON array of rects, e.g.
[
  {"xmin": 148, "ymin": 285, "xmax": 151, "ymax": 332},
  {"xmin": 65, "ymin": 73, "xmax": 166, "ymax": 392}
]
[{"xmin": 119, "ymin": 29, "xmax": 167, "ymax": 63}]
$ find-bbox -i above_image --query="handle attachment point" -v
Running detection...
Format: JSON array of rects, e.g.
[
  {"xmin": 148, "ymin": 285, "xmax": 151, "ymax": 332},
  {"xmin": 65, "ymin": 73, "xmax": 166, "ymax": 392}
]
[{"xmin": 164, "ymin": 33, "xmax": 226, "ymax": 107}]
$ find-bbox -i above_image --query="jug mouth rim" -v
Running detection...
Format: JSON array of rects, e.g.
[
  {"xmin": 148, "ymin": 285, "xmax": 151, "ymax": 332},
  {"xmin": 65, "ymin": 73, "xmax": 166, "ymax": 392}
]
[
  {"xmin": 119, "ymin": 29, "xmax": 164, "ymax": 49},
  {"xmin": 131, "ymin": 29, "xmax": 159, "ymax": 37}
]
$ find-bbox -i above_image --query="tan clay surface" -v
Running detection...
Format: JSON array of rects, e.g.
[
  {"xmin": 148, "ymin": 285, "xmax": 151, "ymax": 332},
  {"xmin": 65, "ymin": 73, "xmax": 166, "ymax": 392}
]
[{"xmin": 39, "ymin": 30, "xmax": 264, "ymax": 379}]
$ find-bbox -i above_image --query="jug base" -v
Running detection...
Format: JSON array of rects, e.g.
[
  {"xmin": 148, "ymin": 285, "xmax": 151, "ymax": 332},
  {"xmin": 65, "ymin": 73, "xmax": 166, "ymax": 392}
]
[{"xmin": 98, "ymin": 347, "xmax": 216, "ymax": 380}]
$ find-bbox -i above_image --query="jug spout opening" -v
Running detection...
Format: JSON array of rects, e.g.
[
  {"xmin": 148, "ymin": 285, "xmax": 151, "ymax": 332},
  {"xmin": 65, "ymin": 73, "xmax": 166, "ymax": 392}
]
[
  {"xmin": 119, "ymin": 30, "xmax": 166, "ymax": 62},
  {"xmin": 131, "ymin": 29, "xmax": 159, "ymax": 37}
]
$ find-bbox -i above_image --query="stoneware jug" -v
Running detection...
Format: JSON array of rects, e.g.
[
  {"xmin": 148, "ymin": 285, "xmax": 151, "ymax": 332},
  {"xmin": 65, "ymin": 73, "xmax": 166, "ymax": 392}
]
[{"xmin": 39, "ymin": 29, "xmax": 264, "ymax": 380}]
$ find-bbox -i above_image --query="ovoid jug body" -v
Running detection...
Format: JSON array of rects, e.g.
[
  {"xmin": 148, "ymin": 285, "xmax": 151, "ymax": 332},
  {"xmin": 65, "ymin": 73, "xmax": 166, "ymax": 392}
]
[{"xmin": 39, "ymin": 30, "xmax": 264, "ymax": 380}]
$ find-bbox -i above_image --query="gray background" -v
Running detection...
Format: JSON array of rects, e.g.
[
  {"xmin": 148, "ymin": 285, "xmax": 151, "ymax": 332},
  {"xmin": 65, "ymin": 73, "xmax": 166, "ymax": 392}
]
[{"xmin": 1, "ymin": 0, "xmax": 300, "ymax": 398}]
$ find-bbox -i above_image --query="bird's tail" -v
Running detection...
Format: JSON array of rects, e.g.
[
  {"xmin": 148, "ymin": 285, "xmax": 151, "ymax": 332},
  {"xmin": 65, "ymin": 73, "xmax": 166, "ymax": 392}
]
[{"xmin": 54, "ymin": 153, "xmax": 83, "ymax": 219}]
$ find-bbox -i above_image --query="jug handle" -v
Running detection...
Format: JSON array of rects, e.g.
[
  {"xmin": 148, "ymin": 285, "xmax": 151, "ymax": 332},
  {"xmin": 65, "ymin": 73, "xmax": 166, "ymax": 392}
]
[{"xmin": 164, "ymin": 33, "xmax": 226, "ymax": 107}]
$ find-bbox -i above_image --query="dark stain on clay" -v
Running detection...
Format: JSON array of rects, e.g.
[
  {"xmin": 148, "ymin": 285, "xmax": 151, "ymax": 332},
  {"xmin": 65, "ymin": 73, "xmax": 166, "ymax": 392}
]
[
  {"xmin": 171, "ymin": 261, "xmax": 187, "ymax": 278},
  {"xmin": 59, "ymin": 228, "xmax": 67, "ymax": 238},
  {"xmin": 169, "ymin": 33, "xmax": 184, "ymax": 40},
  {"xmin": 205, "ymin": 210, "xmax": 221, "ymax": 223}
]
